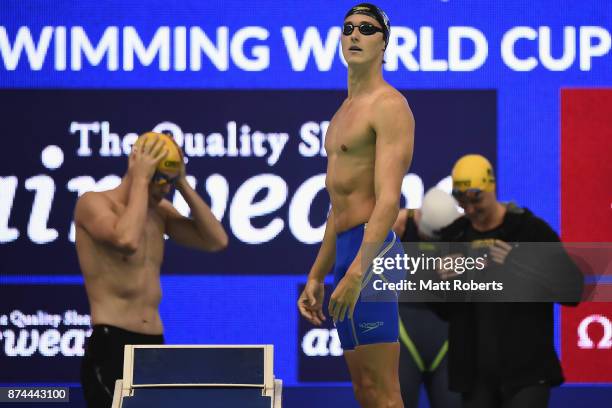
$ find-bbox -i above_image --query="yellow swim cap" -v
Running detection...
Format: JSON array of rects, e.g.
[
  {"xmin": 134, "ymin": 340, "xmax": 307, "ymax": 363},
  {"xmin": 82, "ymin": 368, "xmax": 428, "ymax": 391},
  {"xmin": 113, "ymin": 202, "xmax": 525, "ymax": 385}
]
[
  {"xmin": 134, "ymin": 132, "xmax": 182, "ymax": 174},
  {"xmin": 451, "ymin": 154, "xmax": 495, "ymax": 193}
]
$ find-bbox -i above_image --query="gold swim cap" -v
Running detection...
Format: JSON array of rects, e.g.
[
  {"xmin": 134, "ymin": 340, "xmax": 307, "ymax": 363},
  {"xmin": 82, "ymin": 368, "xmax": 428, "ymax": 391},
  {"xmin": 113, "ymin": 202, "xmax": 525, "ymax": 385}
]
[
  {"xmin": 451, "ymin": 154, "xmax": 495, "ymax": 193},
  {"xmin": 134, "ymin": 132, "xmax": 182, "ymax": 174}
]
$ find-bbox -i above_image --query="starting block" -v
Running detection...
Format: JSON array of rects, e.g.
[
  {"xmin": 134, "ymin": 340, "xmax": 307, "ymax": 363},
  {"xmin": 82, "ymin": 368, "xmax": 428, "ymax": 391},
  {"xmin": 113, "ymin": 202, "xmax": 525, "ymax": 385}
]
[{"xmin": 112, "ymin": 345, "xmax": 282, "ymax": 408}]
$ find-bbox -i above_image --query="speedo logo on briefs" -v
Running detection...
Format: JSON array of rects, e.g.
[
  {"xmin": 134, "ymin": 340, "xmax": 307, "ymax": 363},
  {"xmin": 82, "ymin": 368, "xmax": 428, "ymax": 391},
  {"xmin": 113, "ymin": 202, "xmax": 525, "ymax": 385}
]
[{"xmin": 359, "ymin": 321, "xmax": 384, "ymax": 333}]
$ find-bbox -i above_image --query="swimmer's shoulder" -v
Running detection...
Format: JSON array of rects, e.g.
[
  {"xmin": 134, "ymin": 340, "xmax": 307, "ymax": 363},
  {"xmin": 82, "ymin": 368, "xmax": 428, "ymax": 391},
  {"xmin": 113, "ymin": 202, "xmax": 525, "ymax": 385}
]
[
  {"xmin": 370, "ymin": 85, "xmax": 414, "ymax": 128},
  {"xmin": 372, "ymin": 85, "xmax": 412, "ymax": 114},
  {"xmin": 76, "ymin": 190, "xmax": 114, "ymax": 208},
  {"xmin": 155, "ymin": 198, "xmax": 178, "ymax": 220},
  {"xmin": 75, "ymin": 191, "xmax": 118, "ymax": 223}
]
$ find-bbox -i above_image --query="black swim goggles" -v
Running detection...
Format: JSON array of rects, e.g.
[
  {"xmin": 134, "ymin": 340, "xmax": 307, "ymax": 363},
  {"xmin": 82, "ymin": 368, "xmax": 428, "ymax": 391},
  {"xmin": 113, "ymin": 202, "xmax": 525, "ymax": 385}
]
[
  {"xmin": 452, "ymin": 188, "xmax": 483, "ymax": 203},
  {"xmin": 152, "ymin": 171, "xmax": 179, "ymax": 186},
  {"xmin": 342, "ymin": 22, "xmax": 384, "ymax": 36}
]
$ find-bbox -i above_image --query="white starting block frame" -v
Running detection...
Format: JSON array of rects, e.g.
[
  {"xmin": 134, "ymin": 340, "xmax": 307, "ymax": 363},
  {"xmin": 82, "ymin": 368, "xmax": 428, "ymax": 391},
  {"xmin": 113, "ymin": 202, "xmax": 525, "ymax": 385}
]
[{"xmin": 112, "ymin": 345, "xmax": 281, "ymax": 408}]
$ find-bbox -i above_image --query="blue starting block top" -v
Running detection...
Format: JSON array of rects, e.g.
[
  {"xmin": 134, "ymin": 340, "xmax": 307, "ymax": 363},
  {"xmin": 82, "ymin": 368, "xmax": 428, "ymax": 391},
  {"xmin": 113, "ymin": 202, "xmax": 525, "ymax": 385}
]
[{"xmin": 132, "ymin": 347, "xmax": 265, "ymax": 386}]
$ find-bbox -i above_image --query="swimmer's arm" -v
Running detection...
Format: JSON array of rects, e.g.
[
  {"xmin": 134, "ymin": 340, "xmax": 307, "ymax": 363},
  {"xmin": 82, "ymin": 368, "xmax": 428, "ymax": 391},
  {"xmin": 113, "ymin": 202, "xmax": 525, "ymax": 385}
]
[
  {"xmin": 160, "ymin": 184, "xmax": 228, "ymax": 252},
  {"xmin": 392, "ymin": 209, "xmax": 409, "ymax": 239},
  {"xmin": 352, "ymin": 94, "xmax": 415, "ymax": 276},
  {"xmin": 308, "ymin": 211, "xmax": 337, "ymax": 282},
  {"xmin": 75, "ymin": 182, "xmax": 149, "ymax": 254}
]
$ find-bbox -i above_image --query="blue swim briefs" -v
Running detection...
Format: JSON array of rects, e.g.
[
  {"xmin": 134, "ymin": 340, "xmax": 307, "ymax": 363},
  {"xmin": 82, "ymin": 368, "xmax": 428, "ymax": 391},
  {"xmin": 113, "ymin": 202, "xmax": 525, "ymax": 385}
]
[{"xmin": 333, "ymin": 223, "xmax": 405, "ymax": 351}]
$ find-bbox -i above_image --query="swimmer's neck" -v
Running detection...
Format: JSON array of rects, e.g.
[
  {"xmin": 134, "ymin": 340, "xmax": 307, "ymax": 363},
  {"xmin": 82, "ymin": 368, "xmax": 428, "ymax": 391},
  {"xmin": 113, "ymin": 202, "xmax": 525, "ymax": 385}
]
[{"xmin": 347, "ymin": 62, "xmax": 384, "ymax": 99}]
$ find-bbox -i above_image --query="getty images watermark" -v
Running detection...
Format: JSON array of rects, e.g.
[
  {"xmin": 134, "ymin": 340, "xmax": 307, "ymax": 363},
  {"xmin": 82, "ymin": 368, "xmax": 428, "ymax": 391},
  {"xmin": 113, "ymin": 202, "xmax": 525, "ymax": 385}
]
[
  {"xmin": 370, "ymin": 251, "xmax": 503, "ymax": 292},
  {"xmin": 358, "ymin": 242, "xmax": 608, "ymax": 303}
]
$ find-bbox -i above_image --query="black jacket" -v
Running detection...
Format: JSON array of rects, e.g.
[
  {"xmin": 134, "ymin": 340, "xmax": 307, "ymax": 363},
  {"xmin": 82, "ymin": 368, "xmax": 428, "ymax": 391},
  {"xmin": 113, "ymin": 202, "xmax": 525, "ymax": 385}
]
[{"xmin": 433, "ymin": 205, "xmax": 583, "ymax": 393}]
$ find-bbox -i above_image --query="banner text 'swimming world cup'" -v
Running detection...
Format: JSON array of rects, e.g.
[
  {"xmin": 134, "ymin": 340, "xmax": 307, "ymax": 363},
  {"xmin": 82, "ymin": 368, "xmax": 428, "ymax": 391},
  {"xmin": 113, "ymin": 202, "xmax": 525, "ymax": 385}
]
[{"xmin": 1, "ymin": 25, "xmax": 610, "ymax": 73}]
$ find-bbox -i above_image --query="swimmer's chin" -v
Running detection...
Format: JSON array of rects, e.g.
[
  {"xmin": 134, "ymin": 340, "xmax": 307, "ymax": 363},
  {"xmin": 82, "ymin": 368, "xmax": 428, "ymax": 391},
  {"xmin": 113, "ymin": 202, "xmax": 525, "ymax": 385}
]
[
  {"xmin": 466, "ymin": 213, "xmax": 486, "ymax": 223},
  {"xmin": 344, "ymin": 55, "xmax": 374, "ymax": 67}
]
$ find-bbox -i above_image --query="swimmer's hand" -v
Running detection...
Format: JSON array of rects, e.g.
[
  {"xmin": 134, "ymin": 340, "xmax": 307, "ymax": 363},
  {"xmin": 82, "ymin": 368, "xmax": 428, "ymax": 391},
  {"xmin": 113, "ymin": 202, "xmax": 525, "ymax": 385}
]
[
  {"xmin": 168, "ymin": 136, "xmax": 189, "ymax": 190},
  {"xmin": 298, "ymin": 279, "xmax": 326, "ymax": 326},
  {"xmin": 176, "ymin": 152, "xmax": 188, "ymax": 189},
  {"xmin": 329, "ymin": 269, "xmax": 361, "ymax": 323},
  {"xmin": 129, "ymin": 135, "xmax": 168, "ymax": 181},
  {"xmin": 489, "ymin": 240, "xmax": 513, "ymax": 265},
  {"xmin": 436, "ymin": 254, "xmax": 463, "ymax": 280}
]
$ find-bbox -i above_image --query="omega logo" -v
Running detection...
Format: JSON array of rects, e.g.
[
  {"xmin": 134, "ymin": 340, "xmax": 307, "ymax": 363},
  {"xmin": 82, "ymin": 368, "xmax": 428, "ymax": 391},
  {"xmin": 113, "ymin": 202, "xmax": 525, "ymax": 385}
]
[{"xmin": 577, "ymin": 314, "xmax": 612, "ymax": 350}]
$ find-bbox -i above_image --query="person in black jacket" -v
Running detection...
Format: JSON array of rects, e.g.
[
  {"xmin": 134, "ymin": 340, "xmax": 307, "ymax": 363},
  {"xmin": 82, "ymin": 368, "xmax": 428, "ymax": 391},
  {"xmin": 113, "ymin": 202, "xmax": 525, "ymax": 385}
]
[{"xmin": 433, "ymin": 154, "xmax": 583, "ymax": 408}]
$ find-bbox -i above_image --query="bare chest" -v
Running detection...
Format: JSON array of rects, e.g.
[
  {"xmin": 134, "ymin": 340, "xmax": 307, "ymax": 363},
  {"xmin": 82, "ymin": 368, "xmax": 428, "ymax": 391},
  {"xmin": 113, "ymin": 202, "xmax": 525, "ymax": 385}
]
[{"xmin": 325, "ymin": 102, "xmax": 375, "ymax": 156}]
